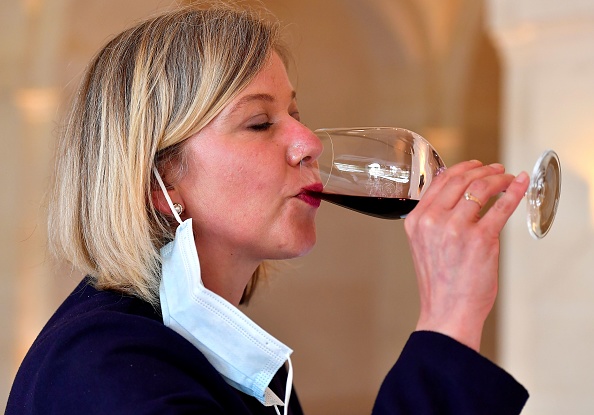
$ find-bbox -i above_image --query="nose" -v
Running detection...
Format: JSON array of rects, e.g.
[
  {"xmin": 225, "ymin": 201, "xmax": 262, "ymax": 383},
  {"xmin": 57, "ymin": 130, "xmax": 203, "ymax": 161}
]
[{"xmin": 286, "ymin": 123, "xmax": 323, "ymax": 167}]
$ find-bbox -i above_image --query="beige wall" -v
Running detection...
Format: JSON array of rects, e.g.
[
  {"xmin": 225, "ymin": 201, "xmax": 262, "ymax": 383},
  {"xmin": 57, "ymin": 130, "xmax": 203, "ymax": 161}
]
[
  {"xmin": 2, "ymin": 0, "xmax": 506, "ymax": 413},
  {"xmin": 487, "ymin": 1, "xmax": 594, "ymax": 413}
]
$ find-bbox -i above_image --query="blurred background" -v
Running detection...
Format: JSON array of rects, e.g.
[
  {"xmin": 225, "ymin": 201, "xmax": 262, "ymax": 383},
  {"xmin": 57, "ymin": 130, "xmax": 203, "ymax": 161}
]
[{"xmin": 2, "ymin": 0, "xmax": 594, "ymax": 413}]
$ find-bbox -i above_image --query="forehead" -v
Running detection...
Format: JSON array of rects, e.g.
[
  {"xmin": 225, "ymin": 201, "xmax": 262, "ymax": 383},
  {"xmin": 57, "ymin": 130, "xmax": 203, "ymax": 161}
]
[
  {"xmin": 203, "ymin": 52, "xmax": 296, "ymax": 132},
  {"xmin": 227, "ymin": 53, "xmax": 294, "ymax": 106}
]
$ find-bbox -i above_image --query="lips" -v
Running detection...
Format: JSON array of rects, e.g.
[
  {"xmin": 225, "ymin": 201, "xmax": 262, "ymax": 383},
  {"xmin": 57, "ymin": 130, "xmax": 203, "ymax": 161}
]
[
  {"xmin": 302, "ymin": 183, "xmax": 323, "ymax": 193},
  {"xmin": 297, "ymin": 183, "xmax": 324, "ymax": 207}
]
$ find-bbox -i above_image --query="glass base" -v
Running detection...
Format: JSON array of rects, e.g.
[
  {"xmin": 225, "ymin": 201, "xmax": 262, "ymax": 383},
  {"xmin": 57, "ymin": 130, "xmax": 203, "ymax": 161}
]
[{"xmin": 527, "ymin": 150, "xmax": 561, "ymax": 239}]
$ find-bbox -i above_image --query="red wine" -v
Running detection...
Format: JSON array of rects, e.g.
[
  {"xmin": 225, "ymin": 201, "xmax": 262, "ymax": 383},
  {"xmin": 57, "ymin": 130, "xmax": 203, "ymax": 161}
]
[{"xmin": 308, "ymin": 192, "xmax": 419, "ymax": 220}]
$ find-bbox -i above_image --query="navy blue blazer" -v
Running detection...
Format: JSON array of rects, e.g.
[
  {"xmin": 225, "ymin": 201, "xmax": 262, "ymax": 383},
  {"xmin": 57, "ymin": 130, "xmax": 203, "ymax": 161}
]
[{"xmin": 6, "ymin": 278, "xmax": 528, "ymax": 414}]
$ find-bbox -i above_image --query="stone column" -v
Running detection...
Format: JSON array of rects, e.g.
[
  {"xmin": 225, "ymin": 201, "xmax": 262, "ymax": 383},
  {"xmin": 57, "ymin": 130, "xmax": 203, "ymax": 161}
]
[
  {"xmin": 0, "ymin": 1, "xmax": 26, "ymax": 406},
  {"xmin": 486, "ymin": 1, "xmax": 594, "ymax": 413}
]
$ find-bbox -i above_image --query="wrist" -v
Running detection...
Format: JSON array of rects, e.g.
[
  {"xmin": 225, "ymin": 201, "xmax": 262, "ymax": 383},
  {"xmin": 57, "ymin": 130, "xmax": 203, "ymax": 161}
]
[{"xmin": 415, "ymin": 312, "xmax": 486, "ymax": 352}]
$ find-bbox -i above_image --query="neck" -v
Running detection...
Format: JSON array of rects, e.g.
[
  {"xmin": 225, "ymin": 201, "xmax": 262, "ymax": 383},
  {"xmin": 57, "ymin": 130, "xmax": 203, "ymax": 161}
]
[{"xmin": 199, "ymin": 256, "xmax": 259, "ymax": 307}]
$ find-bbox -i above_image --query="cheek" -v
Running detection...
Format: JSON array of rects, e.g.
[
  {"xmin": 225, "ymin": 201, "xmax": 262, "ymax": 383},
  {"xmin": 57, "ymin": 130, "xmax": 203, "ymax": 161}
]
[
  {"xmin": 225, "ymin": 163, "xmax": 269, "ymax": 191},
  {"xmin": 226, "ymin": 149, "xmax": 284, "ymax": 190},
  {"xmin": 210, "ymin": 160, "xmax": 278, "ymax": 213},
  {"xmin": 186, "ymin": 140, "xmax": 286, "ymax": 215}
]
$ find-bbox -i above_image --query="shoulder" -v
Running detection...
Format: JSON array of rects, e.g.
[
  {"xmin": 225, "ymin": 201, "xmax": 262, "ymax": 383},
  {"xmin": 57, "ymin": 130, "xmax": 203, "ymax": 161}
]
[
  {"xmin": 7, "ymin": 278, "xmax": 244, "ymax": 414},
  {"xmin": 29, "ymin": 278, "xmax": 173, "ymax": 356}
]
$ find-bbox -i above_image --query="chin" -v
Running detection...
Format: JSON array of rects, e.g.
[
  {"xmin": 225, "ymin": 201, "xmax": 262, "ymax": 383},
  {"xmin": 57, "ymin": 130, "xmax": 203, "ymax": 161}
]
[
  {"xmin": 272, "ymin": 217, "xmax": 317, "ymax": 258},
  {"xmin": 274, "ymin": 233, "xmax": 317, "ymax": 260},
  {"xmin": 293, "ymin": 244, "xmax": 315, "ymax": 258},
  {"xmin": 290, "ymin": 234, "xmax": 317, "ymax": 258}
]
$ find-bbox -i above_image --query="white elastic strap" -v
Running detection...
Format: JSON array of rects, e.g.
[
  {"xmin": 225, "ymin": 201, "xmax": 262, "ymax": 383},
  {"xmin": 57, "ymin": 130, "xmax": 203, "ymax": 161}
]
[
  {"xmin": 152, "ymin": 167, "xmax": 183, "ymax": 225},
  {"xmin": 274, "ymin": 357, "xmax": 294, "ymax": 415},
  {"xmin": 284, "ymin": 358, "xmax": 294, "ymax": 415}
]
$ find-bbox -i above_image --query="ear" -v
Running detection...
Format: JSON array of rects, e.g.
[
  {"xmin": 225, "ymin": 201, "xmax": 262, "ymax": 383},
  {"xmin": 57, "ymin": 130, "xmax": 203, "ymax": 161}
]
[
  {"xmin": 151, "ymin": 188, "xmax": 177, "ymax": 216},
  {"xmin": 151, "ymin": 174, "xmax": 183, "ymax": 217}
]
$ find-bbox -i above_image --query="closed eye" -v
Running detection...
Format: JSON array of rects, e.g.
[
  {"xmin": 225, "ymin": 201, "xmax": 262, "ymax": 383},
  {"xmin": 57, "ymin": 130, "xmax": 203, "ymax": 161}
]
[{"xmin": 249, "ymin": 122, "xmax": 273, "ymax": 132}]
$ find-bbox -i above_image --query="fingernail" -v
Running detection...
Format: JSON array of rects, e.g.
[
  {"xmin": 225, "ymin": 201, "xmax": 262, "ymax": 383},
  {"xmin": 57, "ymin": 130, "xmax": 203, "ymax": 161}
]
[
  {"xmin": 514, "ymin": 171, "xmax": 529, "ymax": 184},
  {"xmin": 490, "ymin": 163, "xmax": 504, "ymax": 169}
]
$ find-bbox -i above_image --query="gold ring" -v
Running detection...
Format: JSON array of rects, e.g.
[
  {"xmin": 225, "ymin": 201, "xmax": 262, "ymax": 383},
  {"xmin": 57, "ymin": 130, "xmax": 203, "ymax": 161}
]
[{"xmin": 464, "ymin": 192, "xmax": 482, "ymax": 209}]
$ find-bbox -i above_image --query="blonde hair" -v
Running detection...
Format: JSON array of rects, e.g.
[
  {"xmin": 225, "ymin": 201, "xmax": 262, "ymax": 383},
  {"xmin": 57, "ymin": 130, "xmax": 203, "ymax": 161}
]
[{"xmin": 49, "ymin": 2, "xmax": 286, "ymax": 306}]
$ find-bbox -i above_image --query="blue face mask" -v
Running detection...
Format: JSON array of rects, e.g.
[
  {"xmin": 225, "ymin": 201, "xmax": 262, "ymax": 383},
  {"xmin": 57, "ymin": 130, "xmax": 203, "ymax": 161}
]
[{"xmin": 153, "ymin": 169, "xmax": 294, "ymax": 414}]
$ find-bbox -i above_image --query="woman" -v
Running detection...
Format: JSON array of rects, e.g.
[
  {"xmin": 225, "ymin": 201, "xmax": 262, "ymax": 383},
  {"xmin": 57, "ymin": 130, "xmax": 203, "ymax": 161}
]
[{"xmin": 6, "ymin": 3, "xmax": 529, "ymax": 414}]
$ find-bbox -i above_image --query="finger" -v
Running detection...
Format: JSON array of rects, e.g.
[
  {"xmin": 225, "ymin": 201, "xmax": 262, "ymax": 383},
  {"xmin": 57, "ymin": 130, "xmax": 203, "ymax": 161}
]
[
  {"xmin": 416, "ymin": 163, "xmax": 506, "ymax": 213},
  {"xmin": 419, "ymin": 160, "xmax": 483, "ymax": 203},
  {"xmin": 451, "ymin": 173, "xmax": 517, "ymax": 223},
  {"xmin": 412, "ymin": 161, "xmax": 483, "ymax": 216},
  {"xmin": 478, "ymin": 171, "xmax": 530, "ymax": 234}
]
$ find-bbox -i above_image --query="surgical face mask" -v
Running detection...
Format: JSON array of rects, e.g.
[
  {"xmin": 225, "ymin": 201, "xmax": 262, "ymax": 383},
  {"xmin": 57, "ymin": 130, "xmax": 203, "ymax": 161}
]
[{"xmin": 153, "ymin": 168, "xmax": 294, "ymax": 415}]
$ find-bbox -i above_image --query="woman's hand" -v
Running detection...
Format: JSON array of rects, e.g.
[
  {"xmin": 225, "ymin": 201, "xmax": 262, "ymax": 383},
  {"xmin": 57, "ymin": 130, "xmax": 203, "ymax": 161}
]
[{"xmin": 404, "ymin": 160, "xmax": 530, "ymax": 352}]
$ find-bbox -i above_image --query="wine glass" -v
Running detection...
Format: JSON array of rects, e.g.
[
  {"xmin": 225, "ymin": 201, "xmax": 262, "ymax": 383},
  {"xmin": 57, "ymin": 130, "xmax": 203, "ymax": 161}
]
[{"xmin": 307, "ymin": 127, "xmax": 561, "ymax": 239}]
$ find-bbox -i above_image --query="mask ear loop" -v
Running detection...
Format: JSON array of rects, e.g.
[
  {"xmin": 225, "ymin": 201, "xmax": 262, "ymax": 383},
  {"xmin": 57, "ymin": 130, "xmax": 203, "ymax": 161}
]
[
  {"xmin": 273, "ymin": 357, "xmax": 293, "ymax": 415},
  {"xmin": 283, "ymin": 357, "xmax": 293, "ymax": 415},
  {"xmin": 152, "ymin": 167, "xmax": 183, "ymax": 225}
]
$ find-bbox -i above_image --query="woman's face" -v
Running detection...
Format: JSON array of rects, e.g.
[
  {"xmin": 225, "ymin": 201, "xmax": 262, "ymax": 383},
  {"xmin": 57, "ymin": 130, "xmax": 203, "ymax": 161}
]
[{"xmin": 173, "ymin": 52, "xmax": 323, "ymax": 269}]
